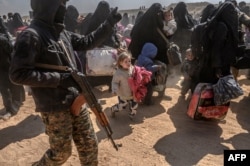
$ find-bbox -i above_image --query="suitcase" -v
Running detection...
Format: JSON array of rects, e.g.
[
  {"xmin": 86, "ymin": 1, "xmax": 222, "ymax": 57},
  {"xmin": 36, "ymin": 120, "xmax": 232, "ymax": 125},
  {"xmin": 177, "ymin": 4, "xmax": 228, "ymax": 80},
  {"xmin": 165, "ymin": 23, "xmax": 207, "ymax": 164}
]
[{"xmin": 187, "ymin": 83, "xmax": 230, "ymax": 120}]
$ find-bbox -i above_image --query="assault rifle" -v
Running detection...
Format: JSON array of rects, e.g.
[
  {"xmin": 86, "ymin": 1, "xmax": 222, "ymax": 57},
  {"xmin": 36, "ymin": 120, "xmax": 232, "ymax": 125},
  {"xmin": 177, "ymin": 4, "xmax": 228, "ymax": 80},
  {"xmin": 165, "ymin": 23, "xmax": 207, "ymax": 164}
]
[
  {"xmin": 34, "ymin": 62, "xmax": 119, "ymax": 151},
  {"xmin": 56, "ymin": 39, "xmax": 119, "ymax": 150},
  {"xmin": 70, "ymin": 69, "xmax": 120, "ymax": 151}
]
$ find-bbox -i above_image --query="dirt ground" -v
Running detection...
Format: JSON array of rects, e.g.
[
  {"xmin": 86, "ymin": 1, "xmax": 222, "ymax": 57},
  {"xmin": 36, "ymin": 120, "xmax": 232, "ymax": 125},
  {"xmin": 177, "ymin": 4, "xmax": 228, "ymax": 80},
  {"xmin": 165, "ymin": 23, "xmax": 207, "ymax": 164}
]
[{"xmin": 0, "ymin": 70, "xmax": 250, "ymax": 166}]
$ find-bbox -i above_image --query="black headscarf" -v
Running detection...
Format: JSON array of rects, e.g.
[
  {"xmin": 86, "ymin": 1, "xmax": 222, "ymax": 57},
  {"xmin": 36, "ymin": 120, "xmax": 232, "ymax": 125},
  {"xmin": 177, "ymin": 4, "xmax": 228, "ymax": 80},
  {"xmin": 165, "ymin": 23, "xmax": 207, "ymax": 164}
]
[
  {"xmin": 8, "ymin": 12, "xmax": 26, "ymax": 35},
  {"xmin": 85, "ymin": 1, "xmax": 120, "ymax": 48},
  {"xmin": 134, "ymin": 10, "xmax": 144, "ymax": 25},
  {"xmin": 30, "ymin": 0, "xmax": 68, "ymax": 38},
  {"xmin": 200, "ymin": 4, "xmax": 217, "ymax": 23},
  {"xmin": 198, "ymin": 2, "xmax": 238, "ymax": 83},
  {"xmin": 0, "ymin": 17, "xmax": 9, "ymax": 35},
  {"xmin": 85, "ymin": 1, "xmax": 110, "ymax": 34},
  {"xmin": 79, "ymin": 13, "xmax": 93, "ymax": 35},
  {"xmin": 64, "ymin": 5, "xmax": 79, "ymax": 32},
  {"xmin": 129, "ymin": 3, "xmax": 169, "ymax": 64},
  {"xmin": 173, "ymin": 2, "xmax": 196, "ymax": 29},
  {"xmin": 31, "ymin": 0, "xmax": 62, "ymax": 25}
]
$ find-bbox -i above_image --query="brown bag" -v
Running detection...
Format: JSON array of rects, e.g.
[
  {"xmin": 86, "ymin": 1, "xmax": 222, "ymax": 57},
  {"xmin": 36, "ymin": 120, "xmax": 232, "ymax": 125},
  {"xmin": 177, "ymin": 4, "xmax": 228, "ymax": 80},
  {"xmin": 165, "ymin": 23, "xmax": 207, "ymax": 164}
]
[
  {"xmin": 167, "ymin": 42, "xmax": 182, "ymax": 66},
  {"xmin": 157, "ymin": 28, "xmax": 182, "ymax": 66}
]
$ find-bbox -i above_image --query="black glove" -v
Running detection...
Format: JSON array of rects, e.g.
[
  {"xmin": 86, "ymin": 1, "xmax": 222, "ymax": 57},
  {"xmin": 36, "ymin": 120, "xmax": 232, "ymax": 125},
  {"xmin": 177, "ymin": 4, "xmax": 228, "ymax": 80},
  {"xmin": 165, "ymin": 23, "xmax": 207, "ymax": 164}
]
[
  {"xmin": 59, "ymin": 73, "xmax": 80, "ymax": 90},
  {"xmin": 107, "ymin": 7, "xmax": 122, "ymax": 26}
]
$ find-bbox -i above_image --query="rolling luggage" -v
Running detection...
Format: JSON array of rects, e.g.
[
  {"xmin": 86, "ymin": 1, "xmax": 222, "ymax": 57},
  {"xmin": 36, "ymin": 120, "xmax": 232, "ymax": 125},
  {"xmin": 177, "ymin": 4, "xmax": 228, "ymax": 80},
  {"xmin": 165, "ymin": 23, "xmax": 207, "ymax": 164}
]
[{"xmin": 187, "ymin": 83, "xmax": 230, "ymax": 120}]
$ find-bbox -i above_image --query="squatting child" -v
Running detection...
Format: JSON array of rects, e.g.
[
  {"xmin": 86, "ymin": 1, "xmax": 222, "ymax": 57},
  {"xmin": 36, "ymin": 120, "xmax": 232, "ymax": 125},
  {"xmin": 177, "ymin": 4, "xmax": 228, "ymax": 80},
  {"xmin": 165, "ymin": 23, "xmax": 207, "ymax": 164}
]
[
  {"xmin": 180, "ymin": 48, "xmax": 199, "ymax": 97},
  {"xmin": 136, "ymin": 42, "xmax": 161, "ymax": 105}
]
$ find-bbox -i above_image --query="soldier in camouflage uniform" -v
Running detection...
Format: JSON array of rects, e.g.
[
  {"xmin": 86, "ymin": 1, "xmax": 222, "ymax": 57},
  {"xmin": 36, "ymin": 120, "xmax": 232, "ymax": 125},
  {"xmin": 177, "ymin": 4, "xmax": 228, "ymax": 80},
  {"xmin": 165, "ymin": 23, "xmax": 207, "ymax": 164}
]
[{"xmin": 9, "ymin": 0, "xmax": 121, "ymax": 165}]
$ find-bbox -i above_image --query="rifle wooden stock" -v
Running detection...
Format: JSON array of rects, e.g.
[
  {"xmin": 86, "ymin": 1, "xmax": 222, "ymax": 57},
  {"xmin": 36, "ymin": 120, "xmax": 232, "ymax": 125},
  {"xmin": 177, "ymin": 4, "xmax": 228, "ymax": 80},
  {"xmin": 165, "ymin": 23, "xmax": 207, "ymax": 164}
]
[
  {"xmin": 71, "ymin": 70, "xmax": 119, "ymax": 151},
  {"xmin": 70, "ymin": 94, "xmax": 86, "ymax": 116}
]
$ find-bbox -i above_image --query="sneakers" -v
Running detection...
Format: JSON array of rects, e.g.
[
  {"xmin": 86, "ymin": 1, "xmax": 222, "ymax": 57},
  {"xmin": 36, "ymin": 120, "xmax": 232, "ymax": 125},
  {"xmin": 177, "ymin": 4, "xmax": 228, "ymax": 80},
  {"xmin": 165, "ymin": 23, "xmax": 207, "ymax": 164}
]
[
  {"xmin": 111, "ymin": 105, "xmax": 137, "ymax": 119},
  {"xmin": 129, "ymin": 113, "xmax": 136, "ymax": 119},
  {"xmin": 110, "ymin": 105, "xmax": 118, "ymax": 118},
  {"xmin": 0, "ymin": 112, "xmax": 12, "ymax": 121},
  {"xmin": 129, "ymin": 109, "xmax": 137, "ymax": 119}
]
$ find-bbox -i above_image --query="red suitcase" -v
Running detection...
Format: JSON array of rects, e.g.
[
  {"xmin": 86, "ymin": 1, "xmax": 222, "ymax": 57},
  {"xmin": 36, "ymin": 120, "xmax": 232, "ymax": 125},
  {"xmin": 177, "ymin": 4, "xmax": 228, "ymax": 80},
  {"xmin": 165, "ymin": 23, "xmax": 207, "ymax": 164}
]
[{"xmin": 187, "ymin": 83, "xmax": 230, "ymax": 120}]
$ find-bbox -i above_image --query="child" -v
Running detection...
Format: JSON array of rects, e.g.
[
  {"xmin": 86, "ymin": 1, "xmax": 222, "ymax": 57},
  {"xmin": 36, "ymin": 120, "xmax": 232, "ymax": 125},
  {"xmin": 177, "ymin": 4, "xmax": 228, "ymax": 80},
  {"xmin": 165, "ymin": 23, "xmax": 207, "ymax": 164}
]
[
  {"xmin": 136, "ymin": 42, "xmax": 161, "ymax": 105},
  {"xmin": 180, "ymin": 48, "xmax": 199, "ymax": 97},
  {"xmin": 163, "ymin": 7, "xmax": 177, "ymax": 38},
  {"xmin": 111, "ymin": 52, "xmax": 138, "ymax": 118}
]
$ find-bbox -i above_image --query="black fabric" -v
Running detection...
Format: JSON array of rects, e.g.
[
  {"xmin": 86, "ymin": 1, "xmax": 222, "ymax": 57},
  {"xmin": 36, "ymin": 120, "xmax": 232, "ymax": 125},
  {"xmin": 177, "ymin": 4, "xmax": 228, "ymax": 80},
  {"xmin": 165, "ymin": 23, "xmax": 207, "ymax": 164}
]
[
  {"xmin": 59, "ymin": 73, "xmax": 80, "ymax": 90},
  {"xmin": 31, "ymin": 0, "xmax": 61, "ymax": 25},
  {"xmin": 200, "ymin": 4, "xmax": 217, "ymax": 23},
  {"xmin": 0, "ymin": 33, "xmax": 12, "ymax": 71},
  {"xmin": 134, "ymin": 10, "xmax": 144, "ymax": 25},
  {"xmin": 85, "ymin": 1, "xmax": 120, "ymax": 48},
  {"xmin": 64, "ymin": 5, "xmax": 79, "ymax": 32},
  {"xmin": 54, "ymin": 4, "xmax": 67, "ymax": 24},
  {"xmin": 79, "ymin": 13, "xmax": 92, "ymax": 35},
  {"xmin": 106, "ymin": 7, "xmax": 122, "ymax": 27},
  {"xmin": 12, "ymin": 13, "xmax": 25, "ymax": 30},
  {"xmin": 173, "ymin": 2, "xmax": 196, "ymax": 29},
  {"xmin": 0, "ymin": 26, "xmax": 24, "ymax": 115},
  {"xmin": 128, "ymin": 3, "xmax": 169, "ymax": 64},
  {"xmin": 234, "ymin": 49, "xmax": 250, "ymax": 69},
  {"xmin": 0, "ymin": 18, "xmax": 9, "ymax": 37},
  {"xmin": 192, "ymin": 2, "xmax": 238, "ymax": 84},
  {"xmin": 9, "ymin": 6, "xmax": 115, "ymax": 112},
  {"xmin": 79, "ymin": 13, "xmax": 93, "ymax": 35},
  {"xmin": 85, "ymin": 1, "xmax": 110, "ymax": 34}
]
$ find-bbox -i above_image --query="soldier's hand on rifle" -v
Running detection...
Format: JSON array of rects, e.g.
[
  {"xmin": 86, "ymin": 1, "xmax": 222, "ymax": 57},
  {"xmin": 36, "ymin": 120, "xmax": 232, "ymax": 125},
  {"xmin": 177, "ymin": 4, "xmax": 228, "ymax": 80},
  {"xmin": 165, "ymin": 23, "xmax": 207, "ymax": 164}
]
[{"xmin": 59, "ymin": 73, "xmax": 81, "ymax": 91}]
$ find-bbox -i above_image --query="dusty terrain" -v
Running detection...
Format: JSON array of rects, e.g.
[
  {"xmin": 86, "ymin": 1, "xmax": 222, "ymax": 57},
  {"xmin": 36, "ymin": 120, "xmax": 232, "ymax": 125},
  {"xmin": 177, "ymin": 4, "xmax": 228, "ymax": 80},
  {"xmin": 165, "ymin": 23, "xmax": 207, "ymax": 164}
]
[{"xmin": 0, "ymin": 70, "xmax": 250, "ymax": 166}]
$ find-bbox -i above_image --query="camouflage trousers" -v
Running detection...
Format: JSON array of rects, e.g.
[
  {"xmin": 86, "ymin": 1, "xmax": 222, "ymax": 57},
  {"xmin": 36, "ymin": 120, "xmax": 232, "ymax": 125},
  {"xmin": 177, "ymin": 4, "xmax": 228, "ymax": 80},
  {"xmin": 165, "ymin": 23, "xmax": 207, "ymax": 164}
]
[{"xmin": 32, "ymin": 107, "xmax": 98, "ymax": 166}]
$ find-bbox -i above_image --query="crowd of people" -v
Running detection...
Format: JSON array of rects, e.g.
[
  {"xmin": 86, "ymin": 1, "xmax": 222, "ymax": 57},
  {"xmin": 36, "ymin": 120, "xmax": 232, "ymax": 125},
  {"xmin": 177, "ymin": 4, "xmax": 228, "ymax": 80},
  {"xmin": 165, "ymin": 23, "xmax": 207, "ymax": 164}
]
[{"xmin": 1, "ymin": 0, "xmax": 250, "ymax": 165}]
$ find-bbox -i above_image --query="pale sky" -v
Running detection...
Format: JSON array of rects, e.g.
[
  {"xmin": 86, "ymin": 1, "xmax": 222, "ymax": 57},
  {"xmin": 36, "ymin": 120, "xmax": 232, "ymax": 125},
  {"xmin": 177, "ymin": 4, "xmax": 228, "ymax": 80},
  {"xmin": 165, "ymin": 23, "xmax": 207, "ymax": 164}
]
[{"xmin": 0, "ymin": 0, "xmax": 219, "ymax": 16}]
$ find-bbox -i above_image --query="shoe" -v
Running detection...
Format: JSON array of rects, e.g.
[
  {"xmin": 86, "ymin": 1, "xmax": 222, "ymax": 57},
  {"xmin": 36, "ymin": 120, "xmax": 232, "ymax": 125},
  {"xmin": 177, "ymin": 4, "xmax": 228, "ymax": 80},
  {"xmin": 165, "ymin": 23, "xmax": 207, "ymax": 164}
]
[
  {"xmin": 129, "ymin": 109, "xmax": 136, "ymax": 119},
  {"xmin": 110, "ymin": 106, "xmax": 118, "ymax": 118},
  {"xmin": 0, "ymin": 112, "xmax": 12, "ymax": 121},
  {"xmin": 129, "ymin": 113, "xmax": 136, "ymax": 119}
]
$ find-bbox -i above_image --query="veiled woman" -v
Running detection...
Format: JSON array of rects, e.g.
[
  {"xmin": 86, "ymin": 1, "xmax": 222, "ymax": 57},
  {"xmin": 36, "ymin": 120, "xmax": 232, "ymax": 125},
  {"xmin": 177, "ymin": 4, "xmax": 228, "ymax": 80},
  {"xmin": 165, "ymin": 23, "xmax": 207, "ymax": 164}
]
[
  {"xmin": 85, "ymin": 1, "xmax": 120, "ymax": 48},
  {"xmin": 128, "ymin": 3, "xmax": 172, "ymax": 98},
  {"xmin": 129, "ymin": 3, "xmax": 169, "ymax": 65},
  {"xmin": 197, "ymin": 2, "xmax": 238, "ymax": 84},
  {"xmin": 64, "ymin": 5, "xmax": 80, "ymax": 32}
]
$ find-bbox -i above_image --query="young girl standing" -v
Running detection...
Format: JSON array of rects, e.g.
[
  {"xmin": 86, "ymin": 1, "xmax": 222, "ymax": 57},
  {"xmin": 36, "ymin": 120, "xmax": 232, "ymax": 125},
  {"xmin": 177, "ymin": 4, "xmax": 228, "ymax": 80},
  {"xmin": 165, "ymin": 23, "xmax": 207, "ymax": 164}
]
[{"xmin": 111, "ymin": 52, "xmax": 138, "ymax": 119}]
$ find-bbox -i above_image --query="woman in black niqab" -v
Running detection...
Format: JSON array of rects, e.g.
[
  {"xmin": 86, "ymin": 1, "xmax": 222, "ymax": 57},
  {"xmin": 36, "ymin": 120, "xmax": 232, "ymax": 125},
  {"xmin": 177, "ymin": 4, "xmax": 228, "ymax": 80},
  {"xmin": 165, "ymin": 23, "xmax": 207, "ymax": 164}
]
[
  {"xmin": 128, "ymin": 3, "xmax": 169, "ymax": 64},
  {"xmin": 85, "ymin": 1, "xmax": 120, "ymax": 48}
]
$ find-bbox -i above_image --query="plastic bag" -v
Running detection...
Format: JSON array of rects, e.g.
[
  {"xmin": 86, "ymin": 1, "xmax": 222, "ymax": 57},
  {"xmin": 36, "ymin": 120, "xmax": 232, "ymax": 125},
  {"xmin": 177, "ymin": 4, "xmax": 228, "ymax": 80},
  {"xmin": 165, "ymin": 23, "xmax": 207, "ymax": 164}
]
[{"xmin": 213, "ymin": 75, "xmax": 243, "ymax": 105}]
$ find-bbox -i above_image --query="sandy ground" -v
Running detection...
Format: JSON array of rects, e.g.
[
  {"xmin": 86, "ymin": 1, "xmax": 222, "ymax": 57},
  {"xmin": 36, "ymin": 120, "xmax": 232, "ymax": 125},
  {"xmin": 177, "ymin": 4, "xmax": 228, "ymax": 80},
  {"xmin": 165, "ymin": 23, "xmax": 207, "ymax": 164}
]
[{"xmin": 0, "ymin": 70, "xmax": 250, "ymax": 166}]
